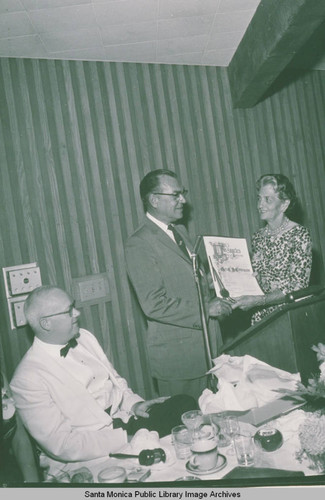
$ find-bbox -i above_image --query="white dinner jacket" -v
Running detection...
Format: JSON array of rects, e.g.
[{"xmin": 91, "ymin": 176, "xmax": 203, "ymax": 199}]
[{"xmin": 10, "ymin": 329, "xmax": 143, "ymax": 476}]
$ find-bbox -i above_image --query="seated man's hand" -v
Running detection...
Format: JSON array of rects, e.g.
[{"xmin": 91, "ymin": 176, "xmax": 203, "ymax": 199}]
[
  {"xmin": 208, "ymin": 298, "xmax": 233, "ymax": 318},
  {"xmin": 231, "ymin": 295, "xmax": 262, "ymax": 311},
  {"xmin": 131, "ymin": 397, "xmax": 170, "ymax": 418}
]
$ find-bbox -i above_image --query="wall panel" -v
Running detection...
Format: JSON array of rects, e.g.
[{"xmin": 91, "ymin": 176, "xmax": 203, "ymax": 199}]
[{"xmin": 0, "ymin": 59, "xmax": 324, "ymax": 398}]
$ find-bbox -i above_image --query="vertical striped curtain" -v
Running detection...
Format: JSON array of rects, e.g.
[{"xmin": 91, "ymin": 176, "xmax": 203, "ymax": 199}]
[{"xmin": 0, "ymin": 58, "xmax": 324, "ymax": 397}]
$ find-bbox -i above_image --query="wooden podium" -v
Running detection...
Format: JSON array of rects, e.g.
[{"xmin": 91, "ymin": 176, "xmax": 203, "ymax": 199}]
[{"xmin": 220, "ymin": 292, "xmax": 325, "ymax": 384}]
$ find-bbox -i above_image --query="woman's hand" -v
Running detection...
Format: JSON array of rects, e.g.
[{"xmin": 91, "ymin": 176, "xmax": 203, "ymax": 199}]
[
  {"xmin": 231, "ymin": 295, "xmax": 263, "ymax": 311},
  {"xmin": 208, "ymin": 298, "xmax": 233, "ymax": 317}
]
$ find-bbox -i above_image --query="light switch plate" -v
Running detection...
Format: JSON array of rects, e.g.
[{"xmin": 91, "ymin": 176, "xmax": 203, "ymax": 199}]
[
  {"xmin": 12, "ymin": 297, "xmax": 28, "ymax": 327},
  {"xmin": 3, "ymin": 263, "xmax": 42, "ymax": 329}
]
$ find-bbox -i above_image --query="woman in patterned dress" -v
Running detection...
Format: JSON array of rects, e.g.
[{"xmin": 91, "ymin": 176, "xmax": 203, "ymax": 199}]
[{"xmin": 232, "ymin": 174, "xmax": 312, "ymax": 324}]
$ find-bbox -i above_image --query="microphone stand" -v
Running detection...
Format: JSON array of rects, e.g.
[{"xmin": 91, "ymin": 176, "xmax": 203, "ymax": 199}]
[{"xmin": 191, "ymin": 236, "xmax": 217, "ymax": 393}]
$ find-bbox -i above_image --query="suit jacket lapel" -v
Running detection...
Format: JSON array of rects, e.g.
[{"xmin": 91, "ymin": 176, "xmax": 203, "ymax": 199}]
[{"xmin": 144, "ymin": 218, "xmax": 192, "ymax": 264}]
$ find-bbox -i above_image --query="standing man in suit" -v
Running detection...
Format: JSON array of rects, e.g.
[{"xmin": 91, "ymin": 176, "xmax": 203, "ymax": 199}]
[
  {"xmin": 10, "ymin": 285, "xmax": 197, "ymax": 480},
  {"xmin": 125, "ymin": 169, "xmax": 232, "ymax": 400}
]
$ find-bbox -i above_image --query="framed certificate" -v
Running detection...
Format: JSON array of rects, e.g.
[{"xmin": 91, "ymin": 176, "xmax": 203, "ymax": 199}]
[{"xmin": 203, "ymin": 236, "xmax": 264, "ymax": 298}]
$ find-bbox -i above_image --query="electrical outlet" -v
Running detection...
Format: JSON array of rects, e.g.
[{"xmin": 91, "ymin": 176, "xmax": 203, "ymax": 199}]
[
  {"xmin": 72, "ymin": 273, "xmax": 110, "ymax": 306},
  {"xmin": 78, "ymin": 277, "xmax": 106, "ymax": 302}
]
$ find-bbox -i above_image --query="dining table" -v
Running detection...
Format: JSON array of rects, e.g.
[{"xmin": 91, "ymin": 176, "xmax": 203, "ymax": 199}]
[{"xmin": 66, "ymin": 406, "xmax": 323, "ymax": 485}]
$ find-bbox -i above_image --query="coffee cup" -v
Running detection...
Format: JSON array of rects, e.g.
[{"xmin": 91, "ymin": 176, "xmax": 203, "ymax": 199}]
[{"xmin": 189, "ymin": 438, "xmax": 219, "ymax": 471}]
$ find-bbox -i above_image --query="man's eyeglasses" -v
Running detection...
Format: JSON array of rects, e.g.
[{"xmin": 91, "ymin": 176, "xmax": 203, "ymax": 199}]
[
  {"xmin": 41, "ymin": 301, "xmax": 76, "ymax": 319},
  {"xmin": 152, "ymin": 189, "xmax": 188, "ymax": 201}
]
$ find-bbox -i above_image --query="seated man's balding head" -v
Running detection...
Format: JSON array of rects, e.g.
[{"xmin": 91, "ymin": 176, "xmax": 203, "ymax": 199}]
[{"xmin": 24, "ymin": 286, "xmax": 80, "ymax": 345}]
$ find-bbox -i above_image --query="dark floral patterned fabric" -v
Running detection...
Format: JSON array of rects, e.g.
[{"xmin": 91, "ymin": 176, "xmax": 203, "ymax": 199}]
[{"xmin": 251, "ymin": 224, "xmax": 312, "ymax": 324}]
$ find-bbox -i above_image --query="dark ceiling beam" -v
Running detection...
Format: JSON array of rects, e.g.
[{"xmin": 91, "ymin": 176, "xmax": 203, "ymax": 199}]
[{"xmin": 227, "ymin": 0, "xmax": 325, "ymax": 108}]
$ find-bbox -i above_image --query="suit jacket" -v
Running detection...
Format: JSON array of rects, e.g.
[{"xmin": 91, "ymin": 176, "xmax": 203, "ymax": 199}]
[
  {"xmin": 10, "ymin": 329, "xmax": 143, "ymax": 476},
  {"xmin": 125, "ymin": 217, "xmax": 219, "ymax": 380}
]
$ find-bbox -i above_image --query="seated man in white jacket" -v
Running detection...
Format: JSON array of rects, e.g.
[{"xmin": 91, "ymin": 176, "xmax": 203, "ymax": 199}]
[{"xmin": 10, "ymin": 286, "xmax": 197, "ymax": 480}]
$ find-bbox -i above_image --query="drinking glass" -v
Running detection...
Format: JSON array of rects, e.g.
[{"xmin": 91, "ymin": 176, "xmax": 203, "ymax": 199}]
[
  {"xmin": 225, "ymin": 416, "xmax": 240, "ymax": 455},
  {"xmin": 234, "ymin": 433, "xmax": 255, "ymax": 467},
  {"xmin": 181, "ymin": 410, "xmax": 203, "ymax": 439},
  {"xmin": 172, "ymin": 425, "xmax": 192, "ymax": 460},
  {"xmin": 209, "ymin": 413, "xmax": 231, "ymax": 448}
]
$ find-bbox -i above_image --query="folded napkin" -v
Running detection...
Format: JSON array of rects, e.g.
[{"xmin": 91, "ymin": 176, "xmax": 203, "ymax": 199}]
[
  {"xmin": 129, "ymin": 429, "xmax": 161, "ymax": 454},
  {"xmin": 272, "ymin": 409, "xmax": 306, "ymax": 442},
  {"xmin": 199, "ymin": 354, "xmax": 300, "ymax": 414},
  {"xmin": 119, "ymin": 429, "xmax": 175, "ymax": 470}
]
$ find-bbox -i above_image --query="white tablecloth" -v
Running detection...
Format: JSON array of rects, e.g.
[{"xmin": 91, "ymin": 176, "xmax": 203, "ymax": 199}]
[{"xmin": 75, "ymin": 409, "xmax": 316, "ymax": 483}]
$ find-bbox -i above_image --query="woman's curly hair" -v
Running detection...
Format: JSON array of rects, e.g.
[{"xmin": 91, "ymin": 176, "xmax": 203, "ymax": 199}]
[{"xmin": 256, "ymin": 173, "xmax": 297, "ymax": 217}]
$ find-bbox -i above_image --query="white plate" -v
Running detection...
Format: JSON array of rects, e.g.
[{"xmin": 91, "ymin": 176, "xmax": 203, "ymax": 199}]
[{"xmin": 186, "ymin": 454, "xmax": 227, "ymax": 476}]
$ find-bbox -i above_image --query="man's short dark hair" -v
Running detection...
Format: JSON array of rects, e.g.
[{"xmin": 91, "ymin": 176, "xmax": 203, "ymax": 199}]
[{"xmin": 140, "ymin": 169, "xmax": 177, "ymax": 211}]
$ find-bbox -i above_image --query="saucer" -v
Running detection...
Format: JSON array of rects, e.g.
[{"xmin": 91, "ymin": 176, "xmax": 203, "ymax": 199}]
[{"xmin": 186, "ymin": 454, "xmax": 227, "ymax": 476}]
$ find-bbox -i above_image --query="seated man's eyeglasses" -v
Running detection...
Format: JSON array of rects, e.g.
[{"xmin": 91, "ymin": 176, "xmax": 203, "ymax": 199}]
[
  {"xmin": 41, "ymin": 301, "xmax": 76, "ymax": 319},
  {"xmin": 152, "ymin": 189, "xmax": 188, "ymax": 201}
]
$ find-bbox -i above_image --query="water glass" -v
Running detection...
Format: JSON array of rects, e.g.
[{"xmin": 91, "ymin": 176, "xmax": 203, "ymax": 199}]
[
  {"xmin": 234, "ymin": 433, "xmax": 255, "ymax": 467},
  {"xmin": 225, "ymin": 416, "xmax": 240, "ymax": 437},
  {"xmin": 181, "ymin": 410, "xmax": 203, "ymax": 433},
  {"xmin": 225, "ymin": 416, "xmax": 240, "ymax": 455},
  {"xmin": 172, "ymin": 424, "xmax": 192, "ymax": 460},
  {"xmin": 209, "ymin": 414, "xmax": 231, "ymax": 447}
]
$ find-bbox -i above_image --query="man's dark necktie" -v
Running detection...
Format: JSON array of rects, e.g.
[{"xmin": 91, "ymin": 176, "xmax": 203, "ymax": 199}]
[
  {"xmin": 167, "ymin": 225, "xmax": 191, "ymax": 261},
  {"xmin": 60, "ymin": 337, "xmax": 78, "ymax": 358}
]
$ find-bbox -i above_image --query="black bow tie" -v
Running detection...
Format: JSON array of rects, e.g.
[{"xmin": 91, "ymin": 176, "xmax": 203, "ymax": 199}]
[{"xmin": 60, "ymin": 338, "xmax": 78, "ymax": 358}]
